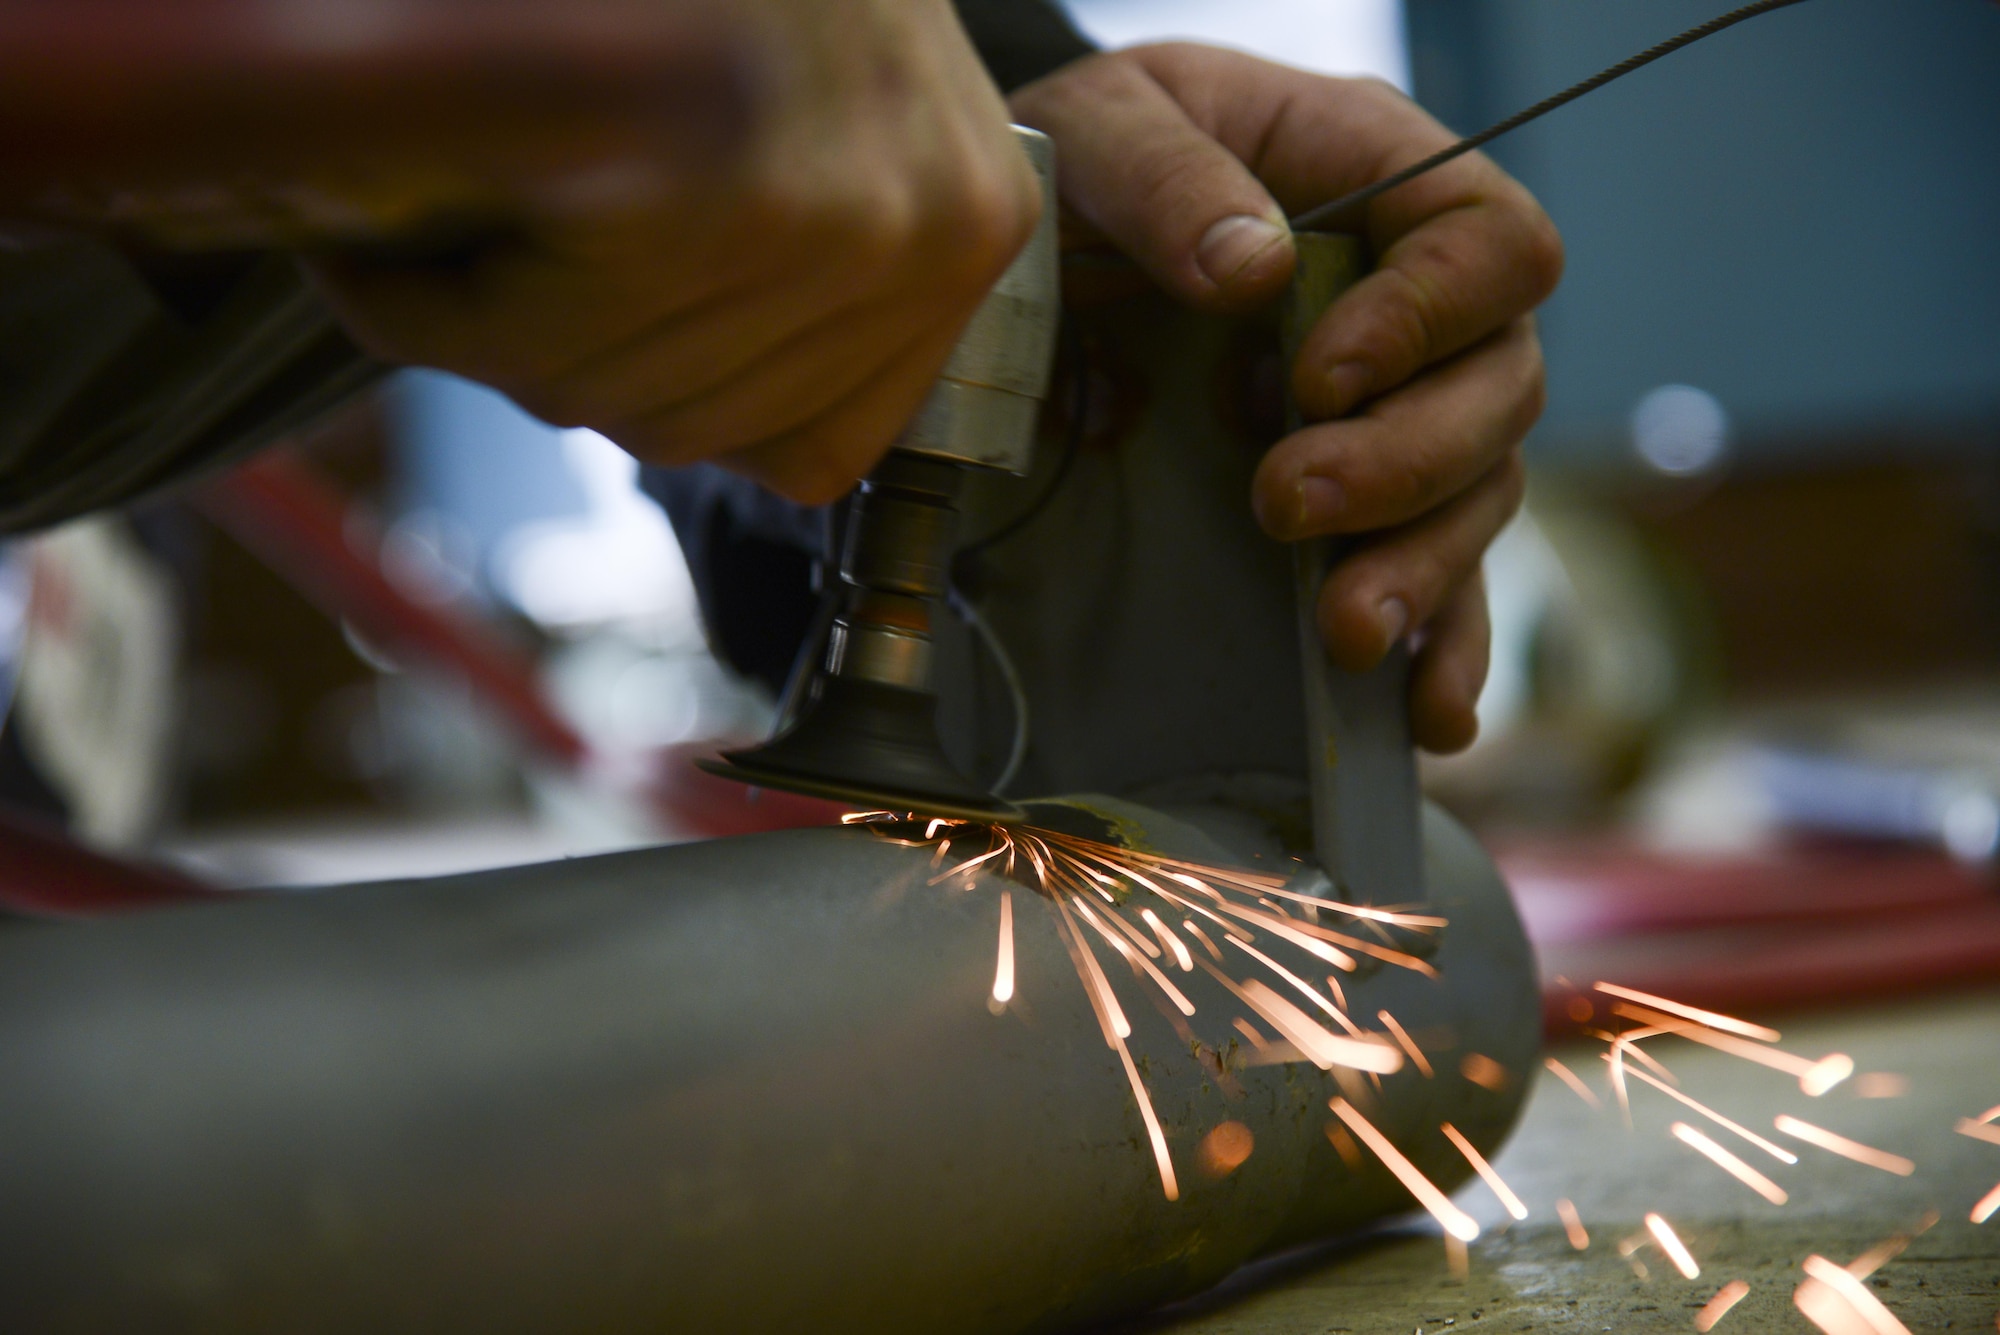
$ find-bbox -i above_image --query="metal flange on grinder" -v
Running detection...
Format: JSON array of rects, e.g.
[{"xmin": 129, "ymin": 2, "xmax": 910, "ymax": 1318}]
[{"xmin": 701, "ymin": 127, "xmax": 1058, "ymax": 821}]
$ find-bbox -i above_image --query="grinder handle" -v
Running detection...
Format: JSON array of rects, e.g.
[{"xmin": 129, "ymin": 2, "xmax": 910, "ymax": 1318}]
[{"xmin": 1281, "ymin": 232, "xmax": 1425, "ymax": 902}]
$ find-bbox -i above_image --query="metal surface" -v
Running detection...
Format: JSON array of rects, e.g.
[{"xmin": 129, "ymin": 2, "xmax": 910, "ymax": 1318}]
[
  {"xmin": 0, "ymin": 797, "xmax": 1538, "ymax": 1333},
  {"xmin": 1281, "ymin": 234, "xmax": 1424, "ymax": 904}
]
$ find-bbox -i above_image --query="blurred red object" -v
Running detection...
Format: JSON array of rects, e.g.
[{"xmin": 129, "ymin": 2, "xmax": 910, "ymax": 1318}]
[
  {"xmin": 0, "ymin": 807, "xmax": 217, "ymax": 918},
  {"xmin": 1507, "ymin": 840, "xmax": 2000, "ymax": 1035}
]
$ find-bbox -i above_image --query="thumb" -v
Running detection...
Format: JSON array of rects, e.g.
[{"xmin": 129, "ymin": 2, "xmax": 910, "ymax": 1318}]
[{"xmin": 1012, "ymin": 54, "xmax": 1293, "ymax": 312}]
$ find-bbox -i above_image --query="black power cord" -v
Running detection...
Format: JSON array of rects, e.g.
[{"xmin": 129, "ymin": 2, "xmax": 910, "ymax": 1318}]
[{"xmin": 1289, "ymin": 0, "xmax": 1819, "ymax": 232}]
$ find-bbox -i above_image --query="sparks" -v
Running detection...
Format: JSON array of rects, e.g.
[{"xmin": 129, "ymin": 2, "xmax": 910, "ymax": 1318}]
[
  {"xmin": 1774, "ymin": 1115, "xmax": 1915, "ymax": 1177},
  {"xmin": 1555, "ymin": 1197, "xmax": 1590, "ymax": 1250},
  {"xmin": 1543, "ymin": 1056, "xmax": 1602, "ymax": 1109},
  {"xmin": 1379, "ymin": 1010, "xmax": 1433, "ymax": 1078},
  {"xmin": 1972, "ymin": 1180, "xmax": 2000, "ymax": 1225},
  {"xmin": 1329, "ymin": 1097, "xmax": 1479, "ymax": 1241},
  {"xmin": 1610, "ymin": 1003, "xmax": 1850, "ymax": 1095},
  {"xmin": 1440, "ymin": 1121, "xmax": 1527, "ymax": 1220},
  {"xmin": 1955, "ymin": 1118, "xmax": 2000, "ymax": 1148},
  {"xmin": 1139, "ymin": 908, "xmax": 1193, "ymax": 971},
  {"xmin": 1610, "ymin": 1057, "xmax": 1798, "ymax": 1163},
  {"xmin": 1800, "ymin": 1255, "xmax": 1912, "ymax": 1335},
  {"xmin": 1592, "ymin": 982, "xmax": 1781, "ymax": 1042},
  {"xmin": 1672, "ymin": 1122, "xmax": 1788, "ymax": 1205},
  {"xmin": 1644, "ymin": 1212, "xmax": 1700, "ymax": 1279},
  {"xmin": 992, "ymin": 890, "xmax": 1015, "ymax": 1004},
  {"xmin": 1695, "ymin": 1279, "xmax": 1750, "ymax": 1331}
]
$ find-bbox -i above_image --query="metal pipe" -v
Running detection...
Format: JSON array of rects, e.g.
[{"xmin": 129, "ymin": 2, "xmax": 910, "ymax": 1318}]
[{"xmin": 0, "ymin": 797, "xmax": 1536, "ymax": 1333}]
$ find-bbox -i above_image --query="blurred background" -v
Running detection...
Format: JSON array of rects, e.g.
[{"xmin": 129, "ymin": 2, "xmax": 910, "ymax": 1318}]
[{"xmin": 8, "ymin": 0, "xmax": 2000, "ymax": 944}]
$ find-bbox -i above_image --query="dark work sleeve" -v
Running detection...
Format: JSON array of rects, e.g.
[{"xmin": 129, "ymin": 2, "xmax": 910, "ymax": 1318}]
[{"xmin": 953, "ymin": 0, "xmax": 1097, "ymax": 91}]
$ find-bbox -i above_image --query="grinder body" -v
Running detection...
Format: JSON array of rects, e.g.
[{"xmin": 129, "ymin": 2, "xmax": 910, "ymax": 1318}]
[{"xmin": 702, "ymin": 126, "xmax": 1059, "ymax": 819}]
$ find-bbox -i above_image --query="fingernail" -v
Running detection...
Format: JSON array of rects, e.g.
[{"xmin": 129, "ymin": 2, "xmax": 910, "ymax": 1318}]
[
  {"xmin": 1378, "ymin": 596, "xmax": 1410, "ymax": 648},
  {"xmin": 1324, "ymin": 360, "xmax": 1373, "ymax": 416},
  {"xmin": 1295, "ymin": 476, "xmax": 1345, "ymax": 532},
  {"xmin": 1197, "ymin": 214, "xmax": 1289, "ymax": 288}
]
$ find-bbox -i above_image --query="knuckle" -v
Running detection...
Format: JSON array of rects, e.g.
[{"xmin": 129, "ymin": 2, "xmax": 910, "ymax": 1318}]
[{"xmin": 1521, "ymin": 209, "xmax": 1567, "ymax": 300}]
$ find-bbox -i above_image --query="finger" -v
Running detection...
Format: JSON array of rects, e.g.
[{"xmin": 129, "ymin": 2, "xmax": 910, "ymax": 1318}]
[
  {"xmin": 1409, "ymin": 575, "xmax": 1490, "ymax": 755},
  {"xmin": 1010, "ymin": 52, "xmax": 1294, "ymax": 312},
  {"xmin": 703, "ymin": 317, "xmax": 968, "ymax": 506},
  {"xmin": 1314, "ymin": 447, "xmax": 1523, "ymax": 672},
  {"xmin": 1256, "ymin": 318, "xmax": 1542, "ymax": 540}
]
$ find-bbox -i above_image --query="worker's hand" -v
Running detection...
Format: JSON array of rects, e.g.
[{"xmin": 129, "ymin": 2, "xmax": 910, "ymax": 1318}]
[
  {"xmin": 310, "ymin": 0, "xmax": 1041, "ymax": 507},
  {"xmin": 1011, "ymin": 45, "xmax": 1561, "ymax": 753}
]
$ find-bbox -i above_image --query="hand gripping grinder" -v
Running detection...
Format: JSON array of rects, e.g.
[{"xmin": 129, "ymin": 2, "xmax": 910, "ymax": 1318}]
[{"xmin": 699, "ymin": 126, "xmax": 1058, "ymax": 820}]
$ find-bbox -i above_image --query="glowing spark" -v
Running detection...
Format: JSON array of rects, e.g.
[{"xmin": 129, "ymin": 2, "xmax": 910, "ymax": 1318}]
[
  {"xmin": 1373, "ymin": 1011, "xmax": 1431, "ymax": 1078},
  {"xmin": 1801, "ymin": 1254, "xmax": 1913, "ymax": 1335},
  {"xmin": 1610, "ymin": 1004, "xmax": 1844, "ymax": 1094},
  {"xmin": 1610, "ymin": 1028, "xmax": 1680, "ymax": 1086},
  {"xmin": 1323, "ymin": 973, "xmax": 1347, "ymax": 1010},
  {"xmin": 925, "ymin": 818, "xmax": 946, "ymax": 839},
  {"xmin": 838, "ymin": 811, "xmax": 877, "ymax": 824},
  {"xmin": 1543, "ymin": 1056, "xmax": 1602, "ymax": 1109},
  {"xmin": 1112, "ymin": 1029, "xmax": 1178, "ymax": 1200},
  {"xmin": 1224, "ymin": 936, "xmax": 1363, "ymax": 1035},
  {"xmin": 1328, "ymin": 1098, "xmax": 1479, "ymax": 1241},
  {"xmin": 1974, "ymin": 1102, "xmax": 2000, "ymax": 1125},
  {"xmin": 1072, "ymin": 899, "xmax": 1195, "ymax": 1017},
  {"xmin": 1556, "ymin": 1197, "xmax": 1590, "ymax": 1249},
  {"xmin": 1854, "ymin": 1073, "xmax": 1908, "ymax": 1099},
  {"xmin": 1238, "ymin": 979, "xmax": 1402, "ymax": 1073},
  {"xmin": 1051, "ymin": 895, "xmax": 1131, "ymax": 1042},
  {"xmin": 1695, "ymin": 1280, "xmax": 1751, "ymax": 1331},
  {"xmin": 930, "ymin": 842, "xmax": 1007, "ymax": 885},
  {"xmin": 1196, "ymin": 1120, "xmax": 1255, "ymax": 1177},
  {"xmin": 1972, "ymin": 1181, "xmax": 2000, "ymax": 1225},
  {"xmin": 1181, "ymin": 920, "xmax": 1225, "ymax": 963},
  {"xmin": 1461, "ymin": 1053, "xmax": 1510, "ymax": 1092},
  {"xmin": 1774, "ymin": 1115, "xmax": 1915, "ymax": 1176},
  {"xmin": 1645, "ymin": 1212, "xmax": 1700, "ymax": 1279},
  {"xmin": 1232, "ymin": 1016, "xmax": 1269, "ymax": 1049},
  {"xmin": 1593, "ymin": 983, "xmax": 1781, "ymax": 1041},
  {"xmin": 1956, "ymin": 1118, "xmax": 2000, "ymax": 1148},
  {"xmin": 1205, "ymin": 898, "xmax": 1359, "ymax": 970},
  {"xmin": 1801, "ymin": 1053, "xmax": 1856, "ymax": 1097},
  {"xmin": 1440, "ymin": 1122, "xmax": 1527, "ymax": 1220},
  {"xmin": 1139, "ymin": 908, "xmax": 1193, "ymax": 971},
  {"xmin": 1795, "ymin": 1275, "xmax": 1879, "ymax": 1335},
  {"xmin": 1672, "ymin": 1122, "xmax": 1789, "ymax": 1205},
  {"xmin": 1611, "ymin": 1059, "xmax": 1797, "ymax": 1162},
  {"xmin": 992, "ymin": 891, "xmax": 1015, "ymax": 1004},
  {"xmin": 1847, "ymin": 1231, "xmax": 1912, "ymax": 1279}
]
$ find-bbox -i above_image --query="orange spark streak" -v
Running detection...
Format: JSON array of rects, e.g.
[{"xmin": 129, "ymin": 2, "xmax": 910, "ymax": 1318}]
[
  {"xmin": 1328, "ymin": 1098, "xmax": 1478, "ymax": 1241},
  {"xmin": 1975, "ymin": 1102, "xmax": 2000, "ymax": 1124},
  {"xmin": 1672, "ymin": 1122, "xmax": 1789, "ymax": 1205},
  {"xmin": 1544, "ymin": 1056, "xmax": 1602, "ymax": 1109},
  {"xmin": 1695, "ymin": 1279, "xmax": 1751, "ymax": 1331},
  {"xmin": 1223, "ymin": 935, "xmax": 1365, "ymax": 1036},
  {"xmin": 925, "ymin": 817, "xmax": 947, "ymax": 839},
  {"xmin": 1052, "ymin": 894, "xmax": 1131, "ymax": 1042},
  {"xmin": 931, "ymin": 842, "xmax": 1007, "ymax": 885},
  {"xmin": 1645, "ymin": 1212, "xmax": 1700, "ymax": 1279},
  {"xmin": 1801, "ymin": 1255, "xmax": 1913, "ymax": 1335},
  {"xmin": 1200, "ymin": 898, "xmax": 1359, "ymax": 970},
  {"xmin": 1379, "ymin": 1011, "xmax": 1433, "ymax": 1077},
  {"xmin": 1593, "ymin": 982, "xmax": 1781, "ymax": 1042},
  {"xmin": 1775, "ymin": 1116, "xmax": 1915, "ymax": 1176},
  {"xmin": 1846, "ymin": 1232, "xmax": 1911, "ymax": 1280},
  {"xmin": 1148, "ymin": 882, "xmax": 1256, "ymax": 946},
  {"xmin": 1139, "ymin": 908, "xmax": 1194, "ymax": 971},
  {"xmin": 1795, "ymin": 1277, "xmax": 1878, "ymax": 1335},
  {"xmin": 1611, "ymin": 1004, "xmax": 1838, "ymax": 1092},
  {"xmin": 1112, "ymin": 1026, "xmax": 1180, "ymax": 1201},
  {"xmin": 1324, "ymin": 974, "xmax": 1347, "ymax": 1011},
  {"xmin": 1440, "ymin": 1122, "xmax": 1527, "ymax": 1220},
  {"xmin": 1972, "ymin": 1180, "xmax": 2000, "ymax": 1225},
  {"xmin": 1072, "ymin": 900, "xmax": 1195, "ymax": 1017},
  {"xmin": 992, "ymin": 891, "xmax": 1015, "ymax": 1004},
  {"xmin": 1801, "ymin": 1054, "xmax": 1856, "ymax": 1097},
  {"xmin": 1181, "ymin": 920, "xmax": 1225, "ymax": 963},
  {"xmin": 1556, "ymin": 1197, "xmax": 1590, "ymax": 1249},
  {"xmin": 1091, "ymin": 897, "xmax": 1162, "ymax": 959},
  {"xmin": 1232, "ymin": 1016, "xmax": 1269, "ymax": 1050},
  {"xmin": 1956, "ymin": 1118, "xmax": 2000, "ymax": 1148},
  {"xmin": 1238, "ymin": 979, "xmax": 1402, "ymax": 1073},
  {"xmin": 1610, "ymin": 1026, "xmax": 1680, "ymax": 1086},
  {"xmin": 1610, "ymin": 1059, "xmax": 1798, "ymax": 1163}
]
